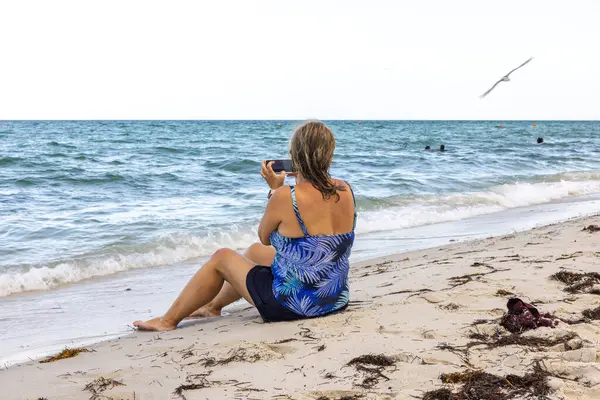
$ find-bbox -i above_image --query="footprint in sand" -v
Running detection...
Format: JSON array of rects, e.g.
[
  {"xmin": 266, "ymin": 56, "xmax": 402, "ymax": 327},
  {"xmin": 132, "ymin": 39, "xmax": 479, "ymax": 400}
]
[{"xmin": 265, "ymin": 343, "xmax": 298, "ymax": 356}]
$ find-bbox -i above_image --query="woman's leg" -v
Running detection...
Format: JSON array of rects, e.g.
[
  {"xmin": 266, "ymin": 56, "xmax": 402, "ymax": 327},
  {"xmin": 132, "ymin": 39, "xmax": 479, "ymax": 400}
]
[
  {"xmin": 133, "ymin": 248, "xmax": 258, "ymax": 331},
  {"xmin": 189, "ymin": 243, "xmax": 276, "ymax": 318}
]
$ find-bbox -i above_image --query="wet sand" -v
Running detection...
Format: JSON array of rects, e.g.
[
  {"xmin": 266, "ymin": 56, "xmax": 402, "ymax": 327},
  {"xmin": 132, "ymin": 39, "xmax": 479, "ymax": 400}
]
[{"xmin": 2, "ymin": 215, "xmax": 600, "ymax": 400}]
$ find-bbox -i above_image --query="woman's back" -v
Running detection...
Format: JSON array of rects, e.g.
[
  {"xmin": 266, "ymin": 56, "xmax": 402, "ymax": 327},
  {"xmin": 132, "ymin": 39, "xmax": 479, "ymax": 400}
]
[
  {"xmin": 269, "ymin": 179, "xmax": 356, "ymax": 317},
  {"xmin": 134, "ymin": 120, "xmax": 356, "ymax": 332},
  {"xmin": 276, "ymin": 179, "xmax": 356, "ymax": 238}
]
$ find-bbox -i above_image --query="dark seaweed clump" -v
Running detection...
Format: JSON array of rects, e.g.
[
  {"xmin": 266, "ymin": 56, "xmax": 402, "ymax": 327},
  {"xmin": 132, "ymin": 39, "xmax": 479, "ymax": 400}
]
[
  {"xmin": 550, "ymin": 271, "xmax": 600, "ymax": 294},
  {"xmin": 469, "ymin": 331, "xmax": 577, "ymax": 350},
  {"xmin": 582, "ymin": 224, "xmax": 600, "ymax": 233},
  {"xmin": 582, "ymin": 305, "xmax": 600, "ymax": 320},
  {"xmin": 346, "ymin": 354, "xmax": 396, "ymax": 389},
  {"xmin": 195, "ymin": 347, "xmax": 261, "ymax": 368},
  {"xmin": 39, "ymin": 347, "xmax": 90, "ymax": 363},
  {"xmin": 422, "ymin": 362, "xmax": 552, "ymax": 400},
  {"xmin": 83, "ymin": 377, "xmax": 124, "ymax": 400}
]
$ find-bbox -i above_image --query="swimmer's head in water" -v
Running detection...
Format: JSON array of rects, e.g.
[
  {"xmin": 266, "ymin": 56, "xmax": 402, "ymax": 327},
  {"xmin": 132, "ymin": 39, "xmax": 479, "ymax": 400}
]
[
  {"xmin": 440, "ymin": 145, "xmax": 445, "ymax": 151},
  {"xmin": 425, "ymin": 146, "xmax": 431, "ymax": 150},
  {"xmin": 537, "ymin": 137, "xmax": 544, "ymax": 144}
]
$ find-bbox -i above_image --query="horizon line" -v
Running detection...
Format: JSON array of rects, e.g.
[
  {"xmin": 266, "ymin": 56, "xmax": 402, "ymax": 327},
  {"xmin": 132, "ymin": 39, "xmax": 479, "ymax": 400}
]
[{"xmin": 2, "ymin": 119, "xmax": 600, "ymax": 122}]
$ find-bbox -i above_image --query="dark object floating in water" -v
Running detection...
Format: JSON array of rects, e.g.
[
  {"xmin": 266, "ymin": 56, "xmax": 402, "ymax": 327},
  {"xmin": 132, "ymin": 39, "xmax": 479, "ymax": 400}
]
[
  {"xmin": 500, "ymin": 298, "xmax": 558, "ymax": 333},
  {"xmin": 425, "ymin": 145, "xmax": 431, "ymax": 150},
  {"xmin": 440, "ymin": 144, "xmax": 445, "ymax": 152},
  {"xmin": 537, "ymin": 137, "xmax": 544, "ymax": 144},
  {"xmin": 125, "ymin": 288, "xmax": 132, "ymax": 291},
  {"xmin": 583, "ymin": 224, "xmax": 600, "ymax": 233}
]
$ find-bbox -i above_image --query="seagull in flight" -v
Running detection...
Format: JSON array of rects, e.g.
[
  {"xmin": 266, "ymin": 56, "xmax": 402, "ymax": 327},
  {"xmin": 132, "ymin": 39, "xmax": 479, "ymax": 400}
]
[{"xmin": 480, "ymin": 57, "xmax": 533, "ymax": 98}]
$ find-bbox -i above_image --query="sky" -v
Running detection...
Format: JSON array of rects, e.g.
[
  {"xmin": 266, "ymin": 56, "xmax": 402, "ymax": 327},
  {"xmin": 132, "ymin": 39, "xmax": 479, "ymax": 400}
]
[{"xmin": 1, "ymin": 1, "xmax": 599, "ymax": 120}]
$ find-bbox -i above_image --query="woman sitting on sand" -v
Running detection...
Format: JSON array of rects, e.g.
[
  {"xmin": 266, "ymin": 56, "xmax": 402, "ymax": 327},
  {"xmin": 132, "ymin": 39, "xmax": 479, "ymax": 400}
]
[{"xmin": 134, "ymin": 120, "xmax": 356, "ymax": 331}]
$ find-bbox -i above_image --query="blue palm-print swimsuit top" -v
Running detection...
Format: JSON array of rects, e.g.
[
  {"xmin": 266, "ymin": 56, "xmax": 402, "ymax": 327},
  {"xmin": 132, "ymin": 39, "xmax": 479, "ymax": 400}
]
[{"xmin": 270, "ymin": 183, "xmax": 356, "ymax": 317}]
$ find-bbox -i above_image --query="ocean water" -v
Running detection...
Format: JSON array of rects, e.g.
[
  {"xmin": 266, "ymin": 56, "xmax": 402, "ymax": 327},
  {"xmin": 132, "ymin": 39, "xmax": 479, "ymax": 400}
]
[{"xmin": 1, "ymin": 120, "xmax": 600, "ymax": 365}]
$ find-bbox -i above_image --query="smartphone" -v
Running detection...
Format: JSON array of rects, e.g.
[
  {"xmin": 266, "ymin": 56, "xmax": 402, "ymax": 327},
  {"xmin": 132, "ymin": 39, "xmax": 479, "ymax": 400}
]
[{"xmin": 266, "ymin": 159, "xmax": 293, "ymax": 173}]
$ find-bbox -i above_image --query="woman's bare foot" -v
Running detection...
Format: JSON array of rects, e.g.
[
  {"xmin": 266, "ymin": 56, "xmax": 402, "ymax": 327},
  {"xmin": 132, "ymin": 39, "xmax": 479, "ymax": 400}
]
[
  {"xmin": 133, "ymin": 317, "xmax": 177, "ymax": 331},
  {"xmin": 187, "ymin": 305, "xmax": 222, "ymax": 319}
]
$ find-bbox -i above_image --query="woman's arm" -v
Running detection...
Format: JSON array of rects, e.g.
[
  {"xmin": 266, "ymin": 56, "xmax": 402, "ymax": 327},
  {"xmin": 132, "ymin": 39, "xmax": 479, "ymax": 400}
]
[{"xmin": 257, "ymin": 187, "xmax": 285, "ymax": 245}]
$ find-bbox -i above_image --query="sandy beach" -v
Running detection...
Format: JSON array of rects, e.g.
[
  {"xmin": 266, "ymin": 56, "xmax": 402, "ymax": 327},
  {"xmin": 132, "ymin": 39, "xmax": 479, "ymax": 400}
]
[{"xmin": 2, "ymin": 214, "xmax": 599, "ymax": 400}]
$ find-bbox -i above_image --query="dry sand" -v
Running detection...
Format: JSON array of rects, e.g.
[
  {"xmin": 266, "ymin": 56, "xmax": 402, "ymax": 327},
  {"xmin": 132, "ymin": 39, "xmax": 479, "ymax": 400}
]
[{"xmin": 2, "ymin": 215, "xmax": 600, "ymax": 400}]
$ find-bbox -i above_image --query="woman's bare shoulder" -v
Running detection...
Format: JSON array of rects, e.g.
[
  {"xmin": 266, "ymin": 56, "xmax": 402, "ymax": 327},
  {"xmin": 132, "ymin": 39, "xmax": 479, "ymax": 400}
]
[
  {"xmin": 332, "ymin": 178, "xmax": 351, "ymax": 189},
  {"xmin": 269, "ymin": 185, "xmax": 292, "ymax": 205}
]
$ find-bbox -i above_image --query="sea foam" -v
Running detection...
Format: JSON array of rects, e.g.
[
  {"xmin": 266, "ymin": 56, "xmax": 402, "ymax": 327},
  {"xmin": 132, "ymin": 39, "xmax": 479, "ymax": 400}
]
[{"xmin": 1, "ymin": 175, "xmax": 600, "ymax": 297}]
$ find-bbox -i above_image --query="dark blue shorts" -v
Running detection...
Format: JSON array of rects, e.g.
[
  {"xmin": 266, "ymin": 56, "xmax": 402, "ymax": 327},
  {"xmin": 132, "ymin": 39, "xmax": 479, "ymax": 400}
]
[{"xmin": 245, "ymin": 265, "xmax": 303, "ymax": 323}]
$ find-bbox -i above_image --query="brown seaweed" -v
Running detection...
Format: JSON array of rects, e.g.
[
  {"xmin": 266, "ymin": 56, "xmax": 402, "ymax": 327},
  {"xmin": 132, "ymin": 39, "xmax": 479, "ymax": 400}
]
[
  {"xmin": 469, "ymin": 331, "xmax": 577, "ymax": 350},
  {"xmin": 422, "ymin": 361, "xmax": 552, "ymax": 400},
  {"xmin": 550, "ymin": 271, "xmax": 600, "ymax": 293},
  {"xmin": 346, "ymin": 354, "xmax": 395, "ymax": 389},
  {"xmin": 440, "ymin": 303, "xmax": 460, "ymax": 310},
  {"xmin": 582, "ymin": 224, "xmax": 600, "ymax": 233},
  {"xmin": 582, "ymin": 305, "xmax": 600, "ymax": 320},
  {"xmin": 40, "ymin": 347, "xmax": 90, "ymax": 363},
  {"xmin": 196, "ymin": 347, "xmax": 261, "ymax": 368},
  {"xmin": 83, "ymin": 377, "xmax": 124, "ymax": 400},
  {"xmin": 447, "ymin": 268, "xmax": 507, "ymax": 289}
]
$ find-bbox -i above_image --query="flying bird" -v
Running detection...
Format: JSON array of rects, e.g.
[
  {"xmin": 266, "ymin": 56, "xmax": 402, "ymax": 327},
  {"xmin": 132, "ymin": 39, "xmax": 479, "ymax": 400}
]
[{"xmin": 480, "ymin": 57, "xmax": 533, "ymax": 98}]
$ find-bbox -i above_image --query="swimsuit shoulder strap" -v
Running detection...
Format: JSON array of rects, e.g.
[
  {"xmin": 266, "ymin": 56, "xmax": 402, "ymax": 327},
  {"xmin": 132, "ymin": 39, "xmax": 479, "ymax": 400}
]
[
  {"xmin": 344, "ymin": 181, "xmax": 357, "ymax": 230},
  {"xmin": 289, "ymin": 186, "xmax": 309, "ymax": 236}
]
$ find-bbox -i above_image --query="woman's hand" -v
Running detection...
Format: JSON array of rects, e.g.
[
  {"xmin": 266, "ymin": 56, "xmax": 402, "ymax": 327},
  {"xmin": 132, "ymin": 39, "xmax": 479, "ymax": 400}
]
[{"xmin": 261, "ymin": 161, "xmax": 287, "ymax": 190}]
